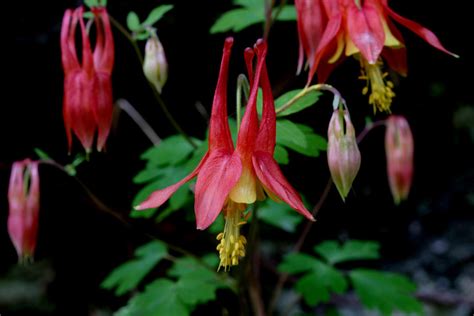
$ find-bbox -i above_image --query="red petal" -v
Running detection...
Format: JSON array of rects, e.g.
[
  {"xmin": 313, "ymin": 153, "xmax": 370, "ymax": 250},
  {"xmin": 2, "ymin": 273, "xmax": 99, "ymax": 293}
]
[
  {"xmin": 136, "ymin": 153, "xmax": 209, "ymax": 210},
  {"xmin": 235, "ymin": 40, "xmax": 267, "ymax": 157},
  {"xmin": 382, "ymin": 47, "xmax": 407, "ymax": 76},
  {"xmin": 60, "ymin": 9, "xmax": 80, "ymax": 73},
  {"xmin": 295, "ymin": 0, "xmax": 326, "ymax": 74},
  {"xmin": 194, "ymin": 151, "xmax": 242, "ymax": 230},
  {"xmin": 252, "ymin": 152, "xmax": 314, "ymax": 221},
  {"xmin": 346, "ymin": 1, "xmax": 385, "ymax": 64},
  {"xmin": 93, "ymin": 7, "xmax": 115, "ymax": 72},
  {"xmin": 256, "ymin": 61, "xmax": 275, "ymax": 154},
  {"xmin": 384, "ymin": 4, "xmax": 458, "ymax": 58},
  {"xmin": 209, "ymin": 38, "xmax": 235, "ymax": 152},
  {"xmin": 309, "ymin": 6, "xmax": 342, "ymax": 85},
  {"xmin": 95, "ymin": 73, "xmax": 113, "ymax": 151},
  {"xmin": 66, "ymin": 71, "xmax": 97, "ymax": 152}
]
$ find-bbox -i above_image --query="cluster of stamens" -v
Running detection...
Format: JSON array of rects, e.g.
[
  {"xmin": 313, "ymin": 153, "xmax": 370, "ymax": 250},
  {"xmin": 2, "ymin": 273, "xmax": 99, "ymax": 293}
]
[
  {"xmin": 359, "ymin": 57, "xmax": 395, "ymax": 113},
  {"xmin": 216, "ymin": 202, "xmax": 248, "ymax": 271}
]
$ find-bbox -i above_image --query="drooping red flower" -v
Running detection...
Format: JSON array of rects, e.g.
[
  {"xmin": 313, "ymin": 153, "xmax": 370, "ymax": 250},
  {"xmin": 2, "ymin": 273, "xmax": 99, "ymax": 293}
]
[
  {"xmin": 61, "ymin": 6, "xmax": 114, "ymax": 153},
  {"xmin": 8, "ymin": 160, "xmax": 40, "ymax": 262},
  {"xmin": 136, "ymin": 38, "xmax": 313, "ymax": 269},
  {"xmin": 297, "ymin": 0, "xmax": 457, "ymax": 112},
  {"xmin": 385, "ymin": 115, "xmax": 414, "ymax": 204}
]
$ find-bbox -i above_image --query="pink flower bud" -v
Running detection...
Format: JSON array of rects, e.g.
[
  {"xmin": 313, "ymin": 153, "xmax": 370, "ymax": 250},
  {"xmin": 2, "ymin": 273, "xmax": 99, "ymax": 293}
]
[
  {"xmin": 385, "ymin": 115, "xmax": 414, "ymax": 204},
  {"xmin": 327, "ymin": 108, "xmax": 361, "ymax": 200},
  {"xmin": 143, "ymin": 35, "xmax": 168, "ymax": 93},
  {"xmin": 7, "ymin": 160, "xmax": 40, "ymax": 263}
]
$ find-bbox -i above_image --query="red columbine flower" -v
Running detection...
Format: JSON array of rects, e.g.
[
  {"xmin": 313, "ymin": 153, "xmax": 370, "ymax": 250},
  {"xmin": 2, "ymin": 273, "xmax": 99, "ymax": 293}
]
[
  {"xmin": 385, "ymin": 115, "xmax": 414, "ymax": 204},
  {"xmin": 299, "ymin": 0, "xmax": 457, "ymax": 112},
  {"xmin": 61, "ymin": 6, "xmax": 114, "ymax": 153},
  {"xmin": 136, "ymin": 38, "xmax": 314, "ymax": 270},
  {"xmin": 8, "ymin": 160, "xmax": 40, "ymax": 263}
]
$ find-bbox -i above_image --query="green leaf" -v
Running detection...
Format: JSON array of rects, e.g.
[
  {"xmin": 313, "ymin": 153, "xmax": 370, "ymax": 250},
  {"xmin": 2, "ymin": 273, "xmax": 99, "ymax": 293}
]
[
  {"xmin": 277, "ymin": 122, "xmax": 327, "ymax": 157},
  {"xmin": 34, "ymin": 148, "xmax": 52, "ymax": 160},
  {"xmin": 102, "ymin": 241, "xmax": 168, "ymax": 296},
  {"xmin": 143, "ymin": 5, "xmax": 174, "ymax": 26},
  {"xmin": 315, "ymin": 240, "xmax": 380, "ymax": 265},
  {"xmin": 84, "ymin": 0, "xmax": 98, "ymax": 8},
  {"xmin": 208, "ymin": 214, "xmax": 225, "ymax": 234},
  {"xmin": 276, "ymin": 90, "xmax": 321, "ymax": 117},
  {"xmin": 127, "ymin": 12, "xmax": 141, "ymax": 32},
  {"xmin": 168, "ymin": 256, "xmax": 230, "ymax": 302},
  {"xmin": 273, "ymin": 145, "xmax": 289, "ymax": 165},
  {"xmin": 276, "ymin": 119, "xmax": 307, "ymax": 149},
  {"xmin": 258, "ymin": 199, "xmax": 302, "ymax": 232},
  {"xmin": 210, "ymin": 8, "xmax": 264, "ymax": 34},
  {"xmin": 278, "ymin": 253, "xmax": 318, "ymax": 274},
  {"xmin": 276, "ymin": 5, "xmax": 297, "ymax": 21},
  {"xmin": 349, "ymin": 269, "xmax": 423, "ymax": 316},
  {"xmin": 210, "ymin": 0, "xmax": 296, "ymax": 34},
  {"xmin": 141, "ymin": 135, "xmax": 199, "ymax": 167},
  {"xmin": 117, "ymin": 279, "xmax": 189, "ymax": 316},
  {"xmin": 279, "ymin": 254, "xmax": 348, "ymax": 306}
]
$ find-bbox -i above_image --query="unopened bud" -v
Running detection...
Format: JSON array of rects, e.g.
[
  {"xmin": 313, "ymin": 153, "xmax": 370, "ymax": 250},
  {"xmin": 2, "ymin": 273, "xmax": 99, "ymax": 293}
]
[
  {"xmin": 385, "ymin": 115, "xmax": 414, "ymax": 204},
  {"xmin": 143, "ymin": 35, "xmax": 168, "ymax": 93},
  {"xmin": 327, "ymin": 108, "xmax": 361, "ymax": 200},
  {"xmin": 8, "ymin": 160, "xmax": 40, "ymax": 263}
]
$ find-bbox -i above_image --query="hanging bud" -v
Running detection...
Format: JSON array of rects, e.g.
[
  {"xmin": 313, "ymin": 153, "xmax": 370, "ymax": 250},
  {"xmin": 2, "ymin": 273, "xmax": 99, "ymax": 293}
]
[
  {"xmin": 327, "ymin": 107, "xmax": 361, "ymax": 201},
  {"xmin": 7, "ymin": 160, "xmax": 40, "ymax": 263},
  {"xmin": 385, "ymin": 115, "xmax": 414, "ymax": 204},
  {"xmin": 143, "ymin": 35, "xmax": 168, "ymax": 93}
]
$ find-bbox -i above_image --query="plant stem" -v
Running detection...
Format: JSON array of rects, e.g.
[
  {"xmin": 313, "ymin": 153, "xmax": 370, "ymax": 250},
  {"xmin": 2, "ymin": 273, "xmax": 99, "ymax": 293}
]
[
  {"xmin": 267, "ymin": 178, "xmax": 333, "ymax": 314},
  {"xmin": 275, "ymin": 83, "xmax": 347, "ymax": 115},
  {"xmin": 245, "ymin": 206, "xmax": 266, "ymax": 316},
  {"xmin": 236, "ymin": 74, "xmax": 250, "ymax": 131},
  {"xmin": 115, "ymin": 98, "xmax": 162, "ymax": 145},
  {"xmin": 109, "ymin": 15, "xmax": 197, "ymax": 148}
]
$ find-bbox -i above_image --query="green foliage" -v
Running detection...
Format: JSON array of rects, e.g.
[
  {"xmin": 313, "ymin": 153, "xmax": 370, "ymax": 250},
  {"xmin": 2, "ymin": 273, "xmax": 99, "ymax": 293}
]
[
  {"xmin": 143, "ymin": 5, "xmax": 174, "ymax": 26},
  {"xmin": 126, "ymin": 12, "xmax": 141, "ymax": 32},
  {"xmin": 131, "ymin": 135, "xmax": 204, "ymax": 220},
  {"xmin": 101, "ymin": 241, "xmax": 168, "ymax": 296},
  {"xmin": 126, "ymin": 5, "xmax": 174, "ymax": 40},
  {"xmin": 84, "ymin": 0, "xmax": 107, "ymax": 8},
  {"xmin": 258, "ymin": 199, "xmax": 303, "ymax": 232},
  {"xmin": 349, "ymin": 269, "xmax": 423, "ymax": 316},
  {"xmin": 276, "ymin": 90, "xmax": 321, "ymax": 117},
  {"xmin": 114, "ymin": 256, "xmax": 231, "ymax": 316},
  {"xmin": 278, "ymin": 240, "xmax": 422, "ymax": 315},
  {"xmin": 315, "ymin": 240, "xmax": 380, "ymax": 265},
  {"xmin": 276, "ymin": 120, "xmax": 327, "ymax": 157},
  {"xmin": 210, "ymin": 0, "xmax": 296, "ymax": 34},
  {"xmin": 279, "ymin": 253, "xmax": 348, "ymax": 306},
  {"xmin": 273, "ymin": 145, "xmax": 289, "ymax": 164}
]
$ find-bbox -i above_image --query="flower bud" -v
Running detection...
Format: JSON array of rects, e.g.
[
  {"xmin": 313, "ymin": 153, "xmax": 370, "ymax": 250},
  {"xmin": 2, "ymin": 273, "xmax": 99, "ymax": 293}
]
[
  {"xmin": 143, "ymin": 35, "xmax": 168, "ymax": 93},
  {"xmin": 8, "ymin": 160, "xmax": 40, "ymax": 263},
  {"xmin": 327, "ymin": 108, "xmax": 361, "ymax": 200},
  {"xmin": 385, "ymin": 115, "xmax": 414, "ymax": 204}
]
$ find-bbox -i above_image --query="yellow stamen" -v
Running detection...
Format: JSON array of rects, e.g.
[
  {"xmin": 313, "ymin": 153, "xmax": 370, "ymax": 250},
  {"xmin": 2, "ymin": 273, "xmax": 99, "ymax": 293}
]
[
  {"xmin": 216, "ymin": 201, "xmax": 248, "ymax": 271},
  {"xmin": 359, "ymin": 57, "xmax": 395, "ymax": 113}
]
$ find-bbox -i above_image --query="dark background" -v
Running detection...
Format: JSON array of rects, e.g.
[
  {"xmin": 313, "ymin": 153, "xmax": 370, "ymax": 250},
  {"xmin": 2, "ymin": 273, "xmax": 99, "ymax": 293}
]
[{"xmin": 2, "ymin": 0, "xmax": 473, "ymax": 315}]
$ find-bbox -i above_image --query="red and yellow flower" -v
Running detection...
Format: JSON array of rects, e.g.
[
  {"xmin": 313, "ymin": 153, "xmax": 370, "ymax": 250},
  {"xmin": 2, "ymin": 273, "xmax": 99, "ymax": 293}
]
[
  {"xmin": 136, "ymin": 38, "xmax": 314, "ymax": 270},
  {"xmin": 296, "ymin": 0, "xmax": 457, "ymax": 112}
]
